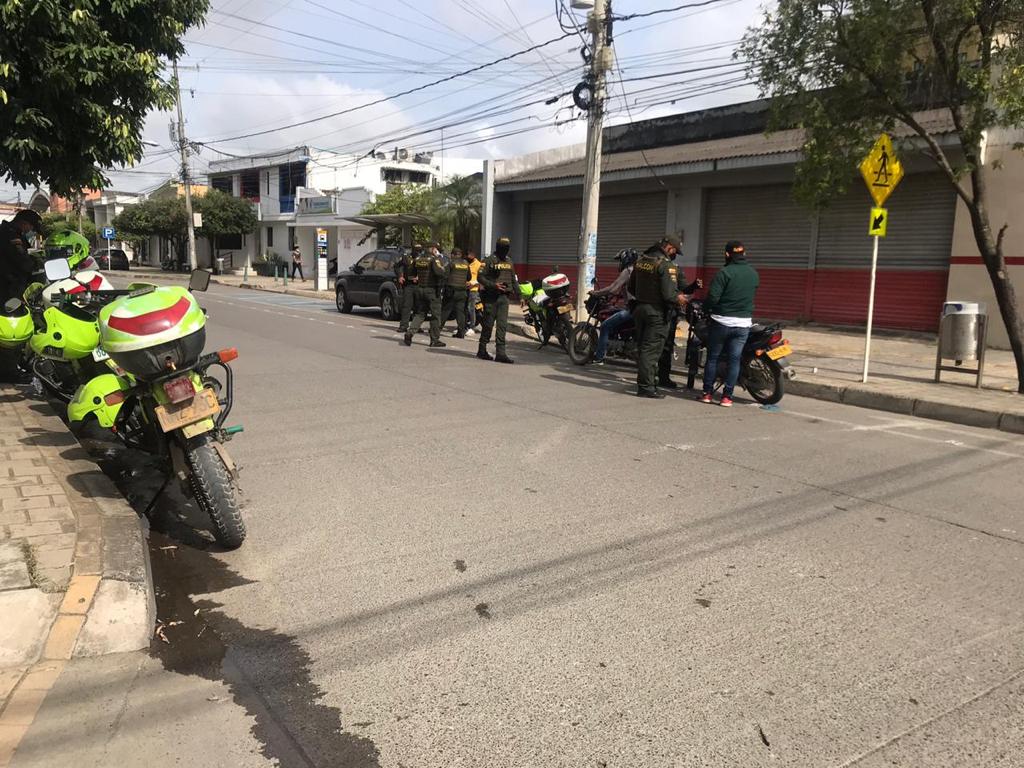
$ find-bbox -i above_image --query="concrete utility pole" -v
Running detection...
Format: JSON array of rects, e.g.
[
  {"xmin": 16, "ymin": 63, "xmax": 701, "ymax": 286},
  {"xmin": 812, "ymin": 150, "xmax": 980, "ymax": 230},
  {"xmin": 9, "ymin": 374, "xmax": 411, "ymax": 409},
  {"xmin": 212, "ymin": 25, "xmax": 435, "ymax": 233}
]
[
  {"xmin": 575, "ymin": 0, "xmax": 611, "ymax": 318},
  {"xmin": 172, "ymin": 58, "xmax": 198, "ymax": 271}
]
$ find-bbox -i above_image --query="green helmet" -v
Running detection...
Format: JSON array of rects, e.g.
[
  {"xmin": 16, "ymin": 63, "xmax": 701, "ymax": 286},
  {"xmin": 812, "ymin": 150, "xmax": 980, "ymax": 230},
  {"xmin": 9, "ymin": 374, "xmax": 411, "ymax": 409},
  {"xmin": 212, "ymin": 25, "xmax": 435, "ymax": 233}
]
[
  {"xmin": 44, "ymin": 230, "xmax": 91, "ymax": 270},
  {"xmin": 0, "ymin": 301, "xmax": 34, "ymax": 350}
]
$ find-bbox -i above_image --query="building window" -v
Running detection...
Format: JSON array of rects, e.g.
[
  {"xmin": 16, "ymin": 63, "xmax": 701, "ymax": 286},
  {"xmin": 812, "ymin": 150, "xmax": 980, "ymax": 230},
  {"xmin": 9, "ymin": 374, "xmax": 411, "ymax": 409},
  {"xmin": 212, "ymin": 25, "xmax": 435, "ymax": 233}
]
[
  {"xmin": 278, "ymin": 162, "xmax": 306, "ymax": 214},
  {"xmin": 382, "ymin": 168, "xmax": 403, "ymax": 184},
  {"xmin": 211, "ymin": 176, "xmax": 232, "ymax": 194},
  {"xmin": 266, "ymin": 227, "xmax": 274, "ymax": 248},
  {"xmin": 265, "ymin": 171, "xmax": 270, "ymax": 196},
  {"xmin": 408, "ymin": 171, "xmax": 430, "ymax": 184},
  {"xmin": 240, "ymin": 170, "xmax": 260, "ymax": 201}
]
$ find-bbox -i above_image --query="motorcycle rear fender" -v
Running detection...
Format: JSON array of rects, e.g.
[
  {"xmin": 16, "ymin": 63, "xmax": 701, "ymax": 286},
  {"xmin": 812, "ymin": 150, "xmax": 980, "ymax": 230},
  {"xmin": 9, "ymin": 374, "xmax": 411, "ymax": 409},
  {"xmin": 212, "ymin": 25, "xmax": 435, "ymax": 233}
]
[{"xmin": 68, "ymin": 373, "xmax": 132, "ymax": 428}]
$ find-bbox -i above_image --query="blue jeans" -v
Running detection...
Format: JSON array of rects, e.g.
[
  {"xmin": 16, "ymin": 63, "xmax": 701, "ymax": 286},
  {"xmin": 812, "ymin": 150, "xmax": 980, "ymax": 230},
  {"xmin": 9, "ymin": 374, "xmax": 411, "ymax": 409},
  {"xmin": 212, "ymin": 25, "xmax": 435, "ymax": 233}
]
[
  {"xmin": 594, "ymin": 308, "xmax": 631, "ymax": 361},
  {"xmin": 702, "ymin": 321, "xmax": 750, "ymax": 397}
]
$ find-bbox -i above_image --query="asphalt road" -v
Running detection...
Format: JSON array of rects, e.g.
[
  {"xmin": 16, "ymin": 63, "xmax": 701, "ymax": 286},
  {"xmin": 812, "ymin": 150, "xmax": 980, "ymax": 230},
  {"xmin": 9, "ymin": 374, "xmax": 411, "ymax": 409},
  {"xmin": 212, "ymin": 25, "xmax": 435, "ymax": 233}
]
[{"xmin": 15, "ymin": 282, "xmax": 1024, "ymax": 768}]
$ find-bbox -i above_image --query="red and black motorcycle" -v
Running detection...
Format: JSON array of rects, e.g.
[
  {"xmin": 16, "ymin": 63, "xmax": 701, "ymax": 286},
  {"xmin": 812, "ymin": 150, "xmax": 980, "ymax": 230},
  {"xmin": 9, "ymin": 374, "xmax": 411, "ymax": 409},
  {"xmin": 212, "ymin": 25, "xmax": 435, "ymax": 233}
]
[
  {"xmin": 683, "ymin": 299, "xmax": 793, "ymax": 405},
  {"xmin": 568, "ymin": 293, "xmax": 637, "ymax": 365}
]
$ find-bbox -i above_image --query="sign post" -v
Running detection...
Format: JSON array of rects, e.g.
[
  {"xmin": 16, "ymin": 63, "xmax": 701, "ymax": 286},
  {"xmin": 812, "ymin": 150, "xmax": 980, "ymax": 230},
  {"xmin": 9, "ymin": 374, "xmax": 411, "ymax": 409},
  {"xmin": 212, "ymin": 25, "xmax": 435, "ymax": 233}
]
[
  {"xmin": 316, "ymin": 228, "xmax": 329, "ymax": 291},
  {"xmin": 99, "ymin": 227, "xmax": 115, "ymax": 266},
  {"xmin": 858, "ymin": 134, "xmax": 903, "ymax": 382}
]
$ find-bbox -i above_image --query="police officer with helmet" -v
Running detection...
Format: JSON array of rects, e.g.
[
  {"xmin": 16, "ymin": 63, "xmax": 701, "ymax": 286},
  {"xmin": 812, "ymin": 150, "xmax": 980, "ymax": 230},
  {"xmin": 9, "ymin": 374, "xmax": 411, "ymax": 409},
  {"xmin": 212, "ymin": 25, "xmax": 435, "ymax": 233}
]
[
  {"xmin": 477, "ymin": 236, "xmax": 519, "ymax": 364},
  {"xmin": 628, "ymin": 235, "xmax": 686, "ymax": 398},
  {"xmin": 403, "ymin": 241, "xmax": 448, "ymax": 348}
]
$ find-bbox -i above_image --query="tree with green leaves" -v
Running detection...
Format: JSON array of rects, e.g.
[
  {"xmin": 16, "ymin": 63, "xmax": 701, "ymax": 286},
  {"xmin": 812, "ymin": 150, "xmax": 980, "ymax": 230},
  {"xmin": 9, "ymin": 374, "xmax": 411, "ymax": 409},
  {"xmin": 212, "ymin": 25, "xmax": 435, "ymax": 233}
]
[
  {"xmin": 436, "ymin": 175, "xmax": 482, "ymax": 253},
  {"xmin": 360, "ymin": 184, "xmax": 438, "ymax": 246},
  {"xmin": 742, "ymin": 0, "xmax": 1024, "ymax": 392},
  {"xmin": 112, "ymin": 196, "xmax": 188, "ymax": 259},
  {"xmin": 0, "ymin": 0, "xmax": 208, "ymax": 195},
  {"xmin": 195, "ymin": 189, "xmax": 258, "ymax": 261},
  {"xmin": 41, "ymin": 211, "xmax": 96, "ymax": 242}
]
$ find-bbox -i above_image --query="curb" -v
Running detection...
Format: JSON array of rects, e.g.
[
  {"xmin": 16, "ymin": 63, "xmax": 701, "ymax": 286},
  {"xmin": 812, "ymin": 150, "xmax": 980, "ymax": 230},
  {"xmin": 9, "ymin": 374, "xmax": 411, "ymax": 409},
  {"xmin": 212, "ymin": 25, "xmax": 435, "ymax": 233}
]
[{"xmin": 787, "ymin": 378, "xmax": 1024, "ymax": 435}]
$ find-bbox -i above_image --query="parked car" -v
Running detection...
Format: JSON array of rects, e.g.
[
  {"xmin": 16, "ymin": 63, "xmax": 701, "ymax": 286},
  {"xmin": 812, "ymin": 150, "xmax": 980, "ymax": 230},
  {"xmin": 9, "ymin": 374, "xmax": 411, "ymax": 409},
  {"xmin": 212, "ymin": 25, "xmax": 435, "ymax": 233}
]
[
  {"xmin": 335, "ymin": 247, "xmax": 406, "ymax": 321},
  {"xmin": 94, "ymin": 248, "xmax": 130, "ymax": 271}
]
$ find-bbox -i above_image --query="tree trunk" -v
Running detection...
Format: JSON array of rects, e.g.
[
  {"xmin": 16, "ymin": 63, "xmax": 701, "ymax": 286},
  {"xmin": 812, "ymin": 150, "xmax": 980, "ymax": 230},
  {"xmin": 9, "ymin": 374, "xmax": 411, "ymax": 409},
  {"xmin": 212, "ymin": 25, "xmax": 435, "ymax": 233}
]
[{"xmin": 966, "ymin": 178, "xmax": 1024, "ymax": 393}]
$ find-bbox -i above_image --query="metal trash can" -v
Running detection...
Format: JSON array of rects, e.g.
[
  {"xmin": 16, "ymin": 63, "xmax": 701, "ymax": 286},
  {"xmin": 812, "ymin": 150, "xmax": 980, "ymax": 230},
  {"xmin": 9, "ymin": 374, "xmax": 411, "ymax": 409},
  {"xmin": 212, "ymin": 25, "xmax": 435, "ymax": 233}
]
[
  {"xmin": 935, "ymin": 301, "xmax": 988, "ymax": 387},
  {"xmin": 215, "ymin": 257, "xmax": 225, "ymax": 276},
  {"xmin": 939, "ymin": 301, "xmax": 985, "ymax": 361}
]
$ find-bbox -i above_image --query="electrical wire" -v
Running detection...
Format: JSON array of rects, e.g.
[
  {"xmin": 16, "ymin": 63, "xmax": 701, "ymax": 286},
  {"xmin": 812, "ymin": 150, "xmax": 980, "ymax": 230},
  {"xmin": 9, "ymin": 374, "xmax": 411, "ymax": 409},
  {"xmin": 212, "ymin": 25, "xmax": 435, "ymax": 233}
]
[{"xmin": 196, "ymin": 29, "xmax": 578, "ymax": 145}]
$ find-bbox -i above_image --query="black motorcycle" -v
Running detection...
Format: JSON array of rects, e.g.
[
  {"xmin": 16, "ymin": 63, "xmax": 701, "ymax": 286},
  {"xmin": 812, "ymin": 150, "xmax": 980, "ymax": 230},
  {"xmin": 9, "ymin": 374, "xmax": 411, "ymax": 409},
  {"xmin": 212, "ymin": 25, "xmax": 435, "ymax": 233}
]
[
  {"xmin": 683, "ymin": 299, "xmax": 793, "ymax": 404},
  {"xmin": 568, "ymin": 294, "xmax": 637, "ymax": 365}
]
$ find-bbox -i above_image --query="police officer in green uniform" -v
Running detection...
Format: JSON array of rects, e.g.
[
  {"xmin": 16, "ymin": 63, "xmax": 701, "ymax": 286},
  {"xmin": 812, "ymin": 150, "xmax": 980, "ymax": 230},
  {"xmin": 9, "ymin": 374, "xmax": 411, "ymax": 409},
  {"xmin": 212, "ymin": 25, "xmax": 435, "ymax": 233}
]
[
  {"xmin": 628, "ymin": 235, "xmax": 684, "ymax": 398},
  {"xmin": 395, "ymin": 243, "xmax": 420, "ymax": 333},
  {"xmin": 657, "ymin": 245, "xmax": 702, "ymax": 389},
  {"xmin": 477, "ymin": 236, "xmax": 519, "ymax": 364},
  {"xmin": 440, "ymin": 247, "xmax": 470, "ymax": 338},
  {"xmin": 404, "ymin": 242, "xmax": 448, "ymax": 348}
]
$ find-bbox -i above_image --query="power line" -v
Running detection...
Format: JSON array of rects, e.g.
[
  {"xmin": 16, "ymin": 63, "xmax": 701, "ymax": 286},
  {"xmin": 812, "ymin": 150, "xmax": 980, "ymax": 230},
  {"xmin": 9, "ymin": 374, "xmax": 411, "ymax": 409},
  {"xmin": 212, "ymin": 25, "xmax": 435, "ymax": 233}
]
[
  {"xmin": 612, "ymin": 0, "xmax": 737, "ymax": 22},
  {"xmin": 196, "ymin": 29, "xmax": 578, "ymax": 145}
]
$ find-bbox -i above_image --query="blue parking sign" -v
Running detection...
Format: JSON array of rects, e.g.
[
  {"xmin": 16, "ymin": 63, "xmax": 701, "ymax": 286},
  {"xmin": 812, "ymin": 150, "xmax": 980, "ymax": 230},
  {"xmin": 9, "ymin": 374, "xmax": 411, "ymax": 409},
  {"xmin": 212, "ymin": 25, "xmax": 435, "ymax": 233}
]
[{"xmin": 101, "ymin": 226, "xmax": 116, "ymax": 239}]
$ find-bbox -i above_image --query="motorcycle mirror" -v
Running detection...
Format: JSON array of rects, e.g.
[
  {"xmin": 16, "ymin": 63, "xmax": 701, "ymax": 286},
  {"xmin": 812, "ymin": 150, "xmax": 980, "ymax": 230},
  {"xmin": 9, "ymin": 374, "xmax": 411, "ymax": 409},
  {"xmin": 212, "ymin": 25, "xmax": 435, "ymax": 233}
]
[
  {"xmin": 44, "ymin": 258, "xmax": 72, "ymax": 282},
  {"xmin": 3, "ymin": 298, "xmax": 21, "ymax": 313},
  {"xmin": 188, "ymin": 269, "xmax": 212, "ymax": 292}
]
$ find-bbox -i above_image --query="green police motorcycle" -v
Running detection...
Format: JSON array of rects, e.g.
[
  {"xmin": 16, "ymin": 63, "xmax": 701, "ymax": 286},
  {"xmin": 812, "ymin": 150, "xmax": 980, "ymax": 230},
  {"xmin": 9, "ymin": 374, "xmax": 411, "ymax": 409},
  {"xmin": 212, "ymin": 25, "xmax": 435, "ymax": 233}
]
[{"xmin": 66, "ymin": 267, "xmax": 247, "ymax": 549}]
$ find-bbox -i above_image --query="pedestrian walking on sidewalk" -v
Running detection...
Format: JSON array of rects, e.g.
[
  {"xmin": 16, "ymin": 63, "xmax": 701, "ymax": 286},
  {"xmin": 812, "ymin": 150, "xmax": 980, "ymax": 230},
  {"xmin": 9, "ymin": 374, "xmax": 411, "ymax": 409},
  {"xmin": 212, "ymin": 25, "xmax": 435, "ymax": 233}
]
[
  {"xmin": 290, "ymin": 245, "xmax": 305, "ymax": 281},
  {"xmin": 477, "ymin": 237, "xmax": 520, "ymax": 364},
  {"xmin": 629, "ymin": 236, "xmax": 685, "ymax": 398},
  {"xmin": 404, "ymin": 242, "xmax": 447, "ymax": 348},
  {"xmin": 441, "ymin": 248, "xmax": 470, "ymax": 338},
  {"xmin": 700, "ymin": 240, "xmax": 759, "ymax": 407}
]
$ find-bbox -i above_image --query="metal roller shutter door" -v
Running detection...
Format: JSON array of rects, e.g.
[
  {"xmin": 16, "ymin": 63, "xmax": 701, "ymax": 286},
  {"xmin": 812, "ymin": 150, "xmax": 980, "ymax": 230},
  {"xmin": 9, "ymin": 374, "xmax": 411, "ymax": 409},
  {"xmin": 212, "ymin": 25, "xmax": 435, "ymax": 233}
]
[
  {"xmin": 703, "ymin": 184, "xmax": 814, "ymax": 319},
  {"xmin": 526, "ymin": 193, "xmax": 667, "ymax": 269},
  {"xmin": 813, "ymin": 173, "xmax": 954, "ymax": 330},
  {"xmin": 527, "ymin": 199, "xmax": 580, "ymax": 267},
  {"xmin": 595, "ymin": 193, "xmax": 667, "ymax": 265}
]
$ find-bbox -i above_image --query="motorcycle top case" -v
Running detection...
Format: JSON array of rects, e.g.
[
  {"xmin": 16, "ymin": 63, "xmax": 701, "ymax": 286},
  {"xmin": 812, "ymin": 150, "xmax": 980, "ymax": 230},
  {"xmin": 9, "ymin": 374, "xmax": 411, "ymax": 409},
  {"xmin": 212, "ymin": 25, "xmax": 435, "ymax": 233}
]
[
  {"xmin": 42, "ymin": 270, "xmax": 113, "ymax": 307},
  {"xmin": 98, "ymin": 286, "xmax": 206, "ymax": 379},
  {"xmin": 541, "ymin": 273, "xmax": 570, "ymax": 299}
]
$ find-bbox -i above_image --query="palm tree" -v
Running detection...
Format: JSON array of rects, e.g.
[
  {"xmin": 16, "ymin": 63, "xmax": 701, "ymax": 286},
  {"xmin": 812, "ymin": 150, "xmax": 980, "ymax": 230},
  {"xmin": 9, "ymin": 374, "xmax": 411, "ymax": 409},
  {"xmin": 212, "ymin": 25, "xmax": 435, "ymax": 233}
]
[{"xmin": 436, "ymin": 175, "xmax": 482, "ymax": 253}]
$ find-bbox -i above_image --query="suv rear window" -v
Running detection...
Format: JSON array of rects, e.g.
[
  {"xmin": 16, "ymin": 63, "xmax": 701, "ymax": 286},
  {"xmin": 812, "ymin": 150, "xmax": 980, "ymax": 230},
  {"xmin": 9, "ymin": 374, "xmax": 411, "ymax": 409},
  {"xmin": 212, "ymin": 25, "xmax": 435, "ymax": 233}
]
[{"xmin": 372, "ymin": 253, "xmax": 395, "ymax": 271}]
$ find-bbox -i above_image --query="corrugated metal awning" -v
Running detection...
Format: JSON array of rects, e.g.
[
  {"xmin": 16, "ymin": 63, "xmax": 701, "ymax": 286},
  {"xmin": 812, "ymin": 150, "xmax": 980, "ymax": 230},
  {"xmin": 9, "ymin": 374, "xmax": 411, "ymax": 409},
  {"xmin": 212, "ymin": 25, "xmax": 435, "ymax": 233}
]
[
  {"xmin": 496, "ymin": 109, "xmax": 957, "ymax": 187},
  {"xmin": 339, "ymin": 214, "xmax": 435, "ymax": 227}
]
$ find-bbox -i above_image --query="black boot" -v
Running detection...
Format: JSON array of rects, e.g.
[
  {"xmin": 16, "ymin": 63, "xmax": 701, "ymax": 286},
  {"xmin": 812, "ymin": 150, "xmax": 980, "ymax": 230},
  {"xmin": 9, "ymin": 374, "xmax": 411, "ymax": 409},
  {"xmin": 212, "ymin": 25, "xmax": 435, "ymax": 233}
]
[
  {"xmin": 494, "ymin": 352, "xmax": 514, "ymax": 364},
  {"xmin": 658, "ymin": 378, "xmax": 679, "ymax": 390},
  {"xmin": 477, "ymin": 347, "xmax": 493, "ymax": 361},
  {"xmin": 403, "ymin": 333, "xmax": 413, "ymax": 346},
  {"xmin": 429, "ymin": 340, "xmax": 447, "ymax": 348}
]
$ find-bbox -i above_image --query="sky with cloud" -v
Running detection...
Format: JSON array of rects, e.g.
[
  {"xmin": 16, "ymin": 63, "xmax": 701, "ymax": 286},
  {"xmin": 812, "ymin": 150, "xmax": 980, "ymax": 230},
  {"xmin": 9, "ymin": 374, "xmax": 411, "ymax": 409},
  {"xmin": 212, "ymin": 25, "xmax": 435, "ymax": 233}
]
[{"xmin": 2, "ymin": 0, "xmax": 769, "ymax": 200}]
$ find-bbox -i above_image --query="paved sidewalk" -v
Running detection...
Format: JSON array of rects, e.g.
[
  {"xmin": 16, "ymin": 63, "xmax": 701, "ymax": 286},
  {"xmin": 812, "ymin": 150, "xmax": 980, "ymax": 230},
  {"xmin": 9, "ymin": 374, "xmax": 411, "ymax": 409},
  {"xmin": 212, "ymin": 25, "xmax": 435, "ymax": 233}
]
[{"xmin": 0, "ymin": 387, "xmax": 153, "ymax": 767}]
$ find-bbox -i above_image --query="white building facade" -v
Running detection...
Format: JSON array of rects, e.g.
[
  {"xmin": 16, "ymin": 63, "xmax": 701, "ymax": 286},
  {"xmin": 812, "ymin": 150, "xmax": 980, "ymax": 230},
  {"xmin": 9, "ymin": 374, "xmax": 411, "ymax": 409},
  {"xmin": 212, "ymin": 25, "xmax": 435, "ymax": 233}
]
[{"xmin": 206, "ymin": 146, "xmax": 481, "ymax": 277}]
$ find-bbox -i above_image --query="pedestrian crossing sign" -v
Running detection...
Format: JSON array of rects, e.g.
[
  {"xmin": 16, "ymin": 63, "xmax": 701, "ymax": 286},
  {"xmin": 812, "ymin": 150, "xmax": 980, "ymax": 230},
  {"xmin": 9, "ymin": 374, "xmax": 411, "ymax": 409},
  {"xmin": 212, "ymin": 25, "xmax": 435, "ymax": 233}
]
[
  {"xmin": 859, "ymin": 133, "xmax": 904, "ymax": 206},
  {"xmin": 868, "ymin": 207, "xmax": 888, "ymax": 237}
]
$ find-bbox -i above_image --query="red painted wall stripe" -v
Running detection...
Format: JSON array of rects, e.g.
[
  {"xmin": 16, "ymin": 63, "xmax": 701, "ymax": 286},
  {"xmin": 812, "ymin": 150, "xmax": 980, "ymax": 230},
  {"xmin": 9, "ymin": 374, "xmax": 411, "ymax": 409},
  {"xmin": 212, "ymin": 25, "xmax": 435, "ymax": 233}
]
[{"xmin": 950, "ymin": 256, "xmax": 1024, "ymax": 265}]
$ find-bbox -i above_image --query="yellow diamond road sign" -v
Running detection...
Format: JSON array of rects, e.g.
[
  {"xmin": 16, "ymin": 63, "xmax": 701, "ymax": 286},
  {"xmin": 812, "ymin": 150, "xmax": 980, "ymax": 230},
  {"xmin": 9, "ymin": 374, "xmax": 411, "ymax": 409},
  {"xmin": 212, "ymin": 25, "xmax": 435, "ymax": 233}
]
[
  {"xmin": 868, "ymin": 207, "xmax": 888, "ymax": 237},
  {"xmin": 860, "ymin": 133, "xmax": 904, "ymax": 206}
]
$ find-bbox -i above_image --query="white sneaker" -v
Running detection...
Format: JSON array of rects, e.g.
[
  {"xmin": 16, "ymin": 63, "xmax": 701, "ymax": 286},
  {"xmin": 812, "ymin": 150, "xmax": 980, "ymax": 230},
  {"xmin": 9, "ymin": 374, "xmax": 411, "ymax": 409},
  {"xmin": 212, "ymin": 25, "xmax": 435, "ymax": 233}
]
[{"xmin": 465, "ymin": 329, "xmax": 476, "ymax": 337}]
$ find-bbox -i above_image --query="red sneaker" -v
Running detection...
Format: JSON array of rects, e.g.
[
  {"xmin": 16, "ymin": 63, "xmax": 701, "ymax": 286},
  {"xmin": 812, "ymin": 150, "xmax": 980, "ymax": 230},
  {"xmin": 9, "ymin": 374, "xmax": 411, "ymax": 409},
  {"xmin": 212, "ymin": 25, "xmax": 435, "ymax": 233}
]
[
  {"xmin": 719, "ymin": 396, "xmax": 734, "ymax": 407},
  {"xmin": 699, "ymin": 393, "xmax": 714, "ymax": 404}
]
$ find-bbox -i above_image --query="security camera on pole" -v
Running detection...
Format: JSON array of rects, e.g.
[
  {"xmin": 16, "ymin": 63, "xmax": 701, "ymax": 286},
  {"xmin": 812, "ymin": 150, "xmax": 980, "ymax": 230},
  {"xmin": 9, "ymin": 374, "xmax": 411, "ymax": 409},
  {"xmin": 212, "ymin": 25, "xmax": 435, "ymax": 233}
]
[{"xmin": 573, "ymin": 0, "xmax": 612, "ymax": 319}]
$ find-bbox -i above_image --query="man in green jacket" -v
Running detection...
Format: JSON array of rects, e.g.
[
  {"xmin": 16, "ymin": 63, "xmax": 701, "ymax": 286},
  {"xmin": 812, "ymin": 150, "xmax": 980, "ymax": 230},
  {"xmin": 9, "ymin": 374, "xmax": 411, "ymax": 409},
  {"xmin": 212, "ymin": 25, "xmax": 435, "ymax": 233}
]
[
  {"xmin": 477, "ymin": 236, "xmax": 520, "ymax": 364},
  {"xmin": 628, "ymin": 236, "xmax": 685, "ymax": 398},
  {"xmin": 700, "ymin": 240, "xmax": 760, "ymax": 407},
  {"xmin": 440, "ymin": 247, "xmax": 470, "ymax": 338}
]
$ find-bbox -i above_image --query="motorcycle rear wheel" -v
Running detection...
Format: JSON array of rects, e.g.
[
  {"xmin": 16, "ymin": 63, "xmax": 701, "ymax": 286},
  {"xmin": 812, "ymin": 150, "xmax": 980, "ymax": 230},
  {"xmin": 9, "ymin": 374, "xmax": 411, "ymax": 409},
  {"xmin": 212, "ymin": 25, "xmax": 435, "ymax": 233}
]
[
  {"xmin": 568, "ymin": 324, "xmax": 597, "ymax": 365},
  {"xmin": 554, "ymin": 316, "xmax": 573, "ymax": 351},
  {"xmin": 743, "ymin": 356, "xmax": 784, "ymax": 405},
  {"xmin": 187, "ymin": 437, "xmax": 246, "ymax": 549}
]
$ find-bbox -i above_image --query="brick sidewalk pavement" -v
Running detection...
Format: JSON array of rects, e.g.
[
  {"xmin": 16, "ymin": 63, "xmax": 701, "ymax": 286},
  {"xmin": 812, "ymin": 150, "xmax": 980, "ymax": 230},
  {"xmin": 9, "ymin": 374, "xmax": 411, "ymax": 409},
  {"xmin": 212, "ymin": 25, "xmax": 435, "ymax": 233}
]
[{"xmin": 0, "ymin": 387, "xmax": 153, "ymax": 766}]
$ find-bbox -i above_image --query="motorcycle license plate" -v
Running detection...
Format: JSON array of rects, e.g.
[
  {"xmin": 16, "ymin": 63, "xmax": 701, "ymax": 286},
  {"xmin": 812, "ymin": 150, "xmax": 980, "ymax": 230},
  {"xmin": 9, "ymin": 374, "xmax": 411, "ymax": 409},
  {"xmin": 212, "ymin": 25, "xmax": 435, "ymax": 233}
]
[
  {"xmin": 557, "ymin": 304, "xmax": 572, "ymax": 314},
  {"xmin": 766, "ymin": 344, "xmax": 792, "ymax": 360},
  {"xmin": 154, "ymin": 387, "xmax": 220, "ymax": 433},
  {"xmin": 91, "ymin": 348, "xmax": 110, "ymax": 362}
]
